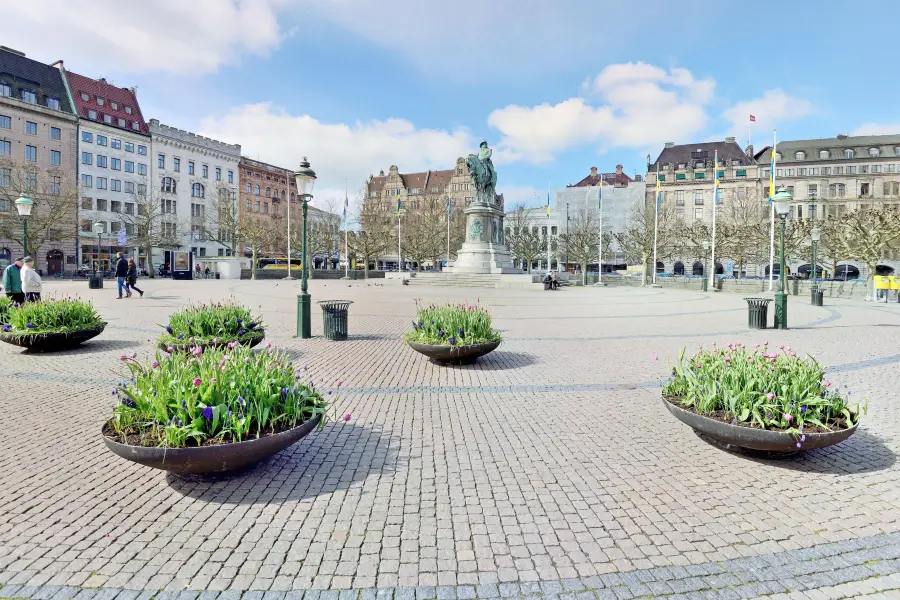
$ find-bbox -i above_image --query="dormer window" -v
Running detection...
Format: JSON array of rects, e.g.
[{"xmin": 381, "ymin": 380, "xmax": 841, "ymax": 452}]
[
  {"xmin": 80, "ymin": 92, "xmax": 90, "ymax": 101},
  {"xmin": 0, "ymin": 82, "xmax": 11, "ymax": 97},
  {"xmin": 819, "ymin": 150, "xmax": 829, "ymax": 159},
  {"xmin": 46, "ymin": 97, "xmax": 60, "ymax": 110},
  {"xmin": 111, "ymin": 101, "xmax": 118, "ymax": 110},
  {"xmin": 132, "ymin": 121, "xmax": 140, "ymax": 130},
  {"xmin": 677, "ymin": 162, "xmax": 687, "ymax": 170},
  {"xmin": 868, "ymin": 147, "xmax": 881, "ymax": 157},
  {"xmin": 118, "ymin": 117, "xmax": 125, "ymax": 127},
  {"xmin": 694, "ymin": 160, "xmax": 705, "ymax": 169},
  {"xmin": 775, "ymin": 152, "xmax": 782, "ymax": 161},
  {"xmin": 844, "ymin": 149, "xmax": 854, "ymax": 159},
  {"xmin": 97, "ymin": 97, "xmax": 105, "ymax": 106},
  {"xmin": 103, "ymin": 114, "xmax": 112, "ymax": 124},
  {"xmin": 125, "ymin": 106, "xmax": 132, "ymax": 114},
  {"xmin": 895, "ymin": 147, "xmax": 900, "ymax": 156},
  {"xmin": 795, "ymin": 151, "xmax": 805, "ymax": 160},
  {"xmin": 88, "ymin": 110, "xmax": 97, "ymax": 120},
  {"xmin": 21, "ymin": 89, "xmax": 36, "ymax": 104}
]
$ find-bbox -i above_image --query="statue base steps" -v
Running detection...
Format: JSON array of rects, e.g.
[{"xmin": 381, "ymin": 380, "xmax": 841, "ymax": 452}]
[{"xmin": 407, "ymin": 272, "xmax": 539, "ymax": 290}]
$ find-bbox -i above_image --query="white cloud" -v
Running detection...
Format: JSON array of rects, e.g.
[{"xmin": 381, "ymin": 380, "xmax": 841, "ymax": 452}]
[
  {"xmin": 199, "ymin": 103, "xmax": 474, "ymax": 193},
  {"xmin": 852, "ymin": 123, "xmax": 900, "ymax": 136},
  {"xmin": 721, "ymin": 89, "xmax": 814, "ymax": 136},
  {"xmin": 497, "ymin": 185, "xmax": 545, "ymax": 209},
  {"xmin": 2, "ymin": 0, "xmax": 289, "ymax": 75},
  {"xmin": 487, "ymin": 62, "xmax": 713, "ymax": 165}
]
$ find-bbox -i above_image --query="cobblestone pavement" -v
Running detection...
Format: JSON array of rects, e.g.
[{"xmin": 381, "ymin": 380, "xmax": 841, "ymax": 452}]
[{"xmin": 1, "ymin": 280, "xmax": 899, "ymax": 600}]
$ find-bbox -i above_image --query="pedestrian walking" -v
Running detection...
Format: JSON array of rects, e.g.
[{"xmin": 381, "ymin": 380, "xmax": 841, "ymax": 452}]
[
  {"xmin": 2, "ymin": 257, "xmax": 25, "ymax": 304},
  {"xmin": 21, "ymin": 256, "xmax": 42, "ymax": 302},
  {"xmin": 114, "ymin": 252, "xmax": 131, "ymax": 299},
  {"xmin": 204, "ymin": 265, "xmax": 211, "ymax": 279},
  {"xmin": 127, "ymin": 258, "xmax": 144, "ymax": 297}
]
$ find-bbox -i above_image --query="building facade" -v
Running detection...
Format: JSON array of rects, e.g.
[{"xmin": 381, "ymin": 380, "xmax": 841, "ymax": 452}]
[
  {"xmin": 63, "ymin": 69, "xmax": 151, "ymax": 271},
  {"xmin": 0, "ymin": 47, "xmax": 78, "ymax": 274},
  {"xmin": 149, "ymin": 119, "xmax": 240, "ymax": 270}
]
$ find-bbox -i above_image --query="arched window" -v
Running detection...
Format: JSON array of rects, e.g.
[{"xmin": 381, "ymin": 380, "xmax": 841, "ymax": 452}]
[
  {"xmin": 161, "ymin": 177, "xmax": 176, "ymax": 193},
  {"xmin": 265, "ymin": 187, "xmax": 271, "ymax": 198},
  {"xmin": 868, "ymin": 147, "xmax": 881, "ymax": 157},
  {"xmin": 255, "ymin": 184, "xmax": 260, "ymax": 195},
  {"xmin": 191, "ymin": 183, "xmax": 205, "ymax": 198},
  {"xmin": 691, "ymin": 261, "xmax": 703, "ymax": 276},
  {"xmin": 0, "ymin": 247, "xmax": 11, "ymax": 269},
  {"xmin": 795, "ymin": 151, "xmax": 806, "ymax": 160},
  {"xmin": 281, "ymin": 190, "xmax": 286, "ymax": 200},
  {"xmin": 894, "ymin": 147, "xmax": 900, "ymax": 157},
  {"xmin": 673, "ymin": 261, "xmax": 685, "ymax": 275},
  {"xmin": 246, "ymin": 183, "xmax": 251, "ymax": 193},
  {"xmin": 819, "ymin": 150, "xmax": 829, "ymax": 159},
  {"xmin": 290, "ymin": 192, "xmax": 295, "ymax": 202},
  {"xmin": 844, "ymin": 149, "xmax": 854, "ymax": 159}
]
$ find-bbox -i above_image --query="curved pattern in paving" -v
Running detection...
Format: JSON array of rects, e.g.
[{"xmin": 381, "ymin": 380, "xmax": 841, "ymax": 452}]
[{"xmin": 0, "ymin": 280, "xmax": 899, "ymax": 600}]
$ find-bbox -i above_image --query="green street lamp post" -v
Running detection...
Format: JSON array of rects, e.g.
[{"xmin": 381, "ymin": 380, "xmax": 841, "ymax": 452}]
[
  {"xmin": 773, "ymin": 187, "xmax": 792, "ymax": 329},
  {"xmin": 293, "ymin": 157, "xmax": 317, "ymax": 339},
  {"xmin": 810, "ymin": 225, "xmax": 821, "ymax": 305},
  {"xmin": 701, "ymin": 239, "xmax": 709, "ymax": 292},
  {"xmin": 14, "ymin": 194, "xmax": 33, "ymax": 257}
]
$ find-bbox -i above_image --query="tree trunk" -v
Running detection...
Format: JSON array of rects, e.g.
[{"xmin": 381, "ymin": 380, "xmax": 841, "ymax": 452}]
[
  {"xmin": 146, "ymin": 244, "xmax": 155, "ymax": 278},
  {"xmin": 582, "ymin": 259, "xmax": 588, "ymax": 285},
  {"xmin": 251, "ymin": 246, "xmax": 258, "ymax": 280},
  {"xmin": 865, "ymin": 259, "xmax": 877, "ymax": 301},
  {"xmin": 640, "ymin": 252, "xmax": 649, "ymax": 286}
]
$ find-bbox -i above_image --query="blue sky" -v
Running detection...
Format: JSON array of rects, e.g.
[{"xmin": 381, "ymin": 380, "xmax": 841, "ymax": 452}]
[{"xmin": 8, "ymin": 0, "xmax": 900, "ymax": 210}]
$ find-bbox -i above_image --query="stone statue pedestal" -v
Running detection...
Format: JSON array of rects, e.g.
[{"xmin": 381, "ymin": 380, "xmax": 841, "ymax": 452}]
[{"xmin": 447, "ymin": 202, "xmax": 517, "ymax": 274}]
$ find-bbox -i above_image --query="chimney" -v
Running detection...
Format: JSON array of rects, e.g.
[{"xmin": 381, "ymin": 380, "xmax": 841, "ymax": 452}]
[
  {"xmin": 837, "ymin": 133, "xmax": 849, "ymax": 140},
  {"xmin": 664, "ymin": 142, "xmax": 675, "ymax": 148},
  {"xmin": 634, "ymin": 174, "xmax": 643, "ymax": 182},
  {"xmin": 615, "ymin": 164, "xmax": 623, "ymax": 175},
  {"xmin": 129, "ymin": 87, "xmax": 137, "ymax": 97},
  {"xmin": 0, "ymin": 46, "xmax": 25, "ymax": 57},
  {"xmin": 99, "ymin": 78, "xmax": 107, "ymax": 84},
  {"xmin": 745, "ymin": 144, "xmax": 754, "ymax": 158},
  {"xmin": 590, "ymin": 166, "xmax": 597, "ymax": 177},
  {"xmin": 725, "ymin": 136, "xmax": 736, "ymax": 144}
]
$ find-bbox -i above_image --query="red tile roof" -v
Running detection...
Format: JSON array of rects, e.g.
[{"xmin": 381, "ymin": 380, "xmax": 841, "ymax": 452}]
[{"xmin": 64, "ymin": 70, "xmax": 149, "ymax": 135}]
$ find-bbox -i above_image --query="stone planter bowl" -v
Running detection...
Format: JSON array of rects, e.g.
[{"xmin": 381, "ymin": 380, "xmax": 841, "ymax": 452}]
[
  {"xmin": 158, "ymin": 331, "xmax": 265, "ymax": 353},
  {"xmin": 407, "ymin": 340, "xmax": 500, "ymax": 365},
  {"xmin": 0, "ymin": 324, "xmax": 106, "ymax": 352}
]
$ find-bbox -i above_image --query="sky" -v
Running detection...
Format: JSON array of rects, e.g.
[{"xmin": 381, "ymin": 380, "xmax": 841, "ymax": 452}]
[{"xmin": 5, "ymin": 0, "xmax": 900, "ymax": 211}]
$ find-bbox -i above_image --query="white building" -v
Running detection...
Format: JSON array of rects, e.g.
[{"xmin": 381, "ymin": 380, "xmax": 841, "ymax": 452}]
[{"xmin": 149, "ymin": 119, "xmax": 240, "ymax": 270}]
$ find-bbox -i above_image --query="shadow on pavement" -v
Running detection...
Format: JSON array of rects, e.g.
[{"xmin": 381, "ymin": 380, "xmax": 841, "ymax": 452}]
[
  {"xmin": 165, "ymin": 421, "xmax": 400, "ymax": 503},
  {"xmin": 22, "ymin": 338, "xmax": 143, "ymax": 355},
  {"xmin": 447, "ymin": 350, "xmax": 539, "ymax": 371}
]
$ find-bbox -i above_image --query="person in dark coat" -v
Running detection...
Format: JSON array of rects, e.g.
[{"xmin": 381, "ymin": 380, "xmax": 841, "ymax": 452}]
[
  {"xmin": 115, "ymin": 252, "xmax": 131, "ymax": 299},
  {"xmin": 127, "ymin": 258, "xmax": 144, "ymax": 297},
  {"xmin": 2, "ymin": 258, "xmax": 25, "ymax": 303}
]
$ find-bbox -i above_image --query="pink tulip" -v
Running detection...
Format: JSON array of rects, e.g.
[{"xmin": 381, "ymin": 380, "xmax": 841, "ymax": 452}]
[
  {"xmin": 766, "ymin": 393, "xmax": 774, "ymax": 400},
  {"xmin": 824, "ymin": 381, "xmax": 832, "ymax": 387},
  {"xmin": 790, "ymin": 351, "xmax": 796, "ymax": 357},
  {"xmin": 210, "ymin": 377, "xmax": 217, "ymax": 383},
  {"xmin": 784, "ymin": 414, "xmax": 792, "ymax": 422},
  {"xmin": 343, "ymin": 413, "xmax": 351, "ymax": 422},
  {"xmin": 778, "ymin": 344, "xmax": 784, "ymax": 349},
  {"xmin": 193, "ymin": 378, "xmax": 202, "ymax": 386},
  {"xmin": 151, "ymin": 361, "xmax": 159, "ymax": 368},
  {"xmin": 763, "ymin": 340, "xmax": 768, "ymax": 345},
  {"xmin": 652, "ymin": 355, "xmax": 658, "ymax": 361}
]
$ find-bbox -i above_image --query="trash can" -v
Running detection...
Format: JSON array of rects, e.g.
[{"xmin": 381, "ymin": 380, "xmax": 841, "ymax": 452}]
[
  {"xmin": 743, "ymin": 297, "xmax": 772, "ymax": 329},
  {"xmin": 215, "ymin": 272, "xmax": 220, "ymax": 280},
  {"xmin": 318, "ymin": 300, "xmax": 352, "ymax": 340},
  {"xmin": 88, "ymin": 275, "xmax": 103, "ymax": 289},
  {"xmin": 891, "ymin": 276, "xmax": 900, "ymax": 303},
  {"xmin": 875, "ymin": 276, "xmax": 892, "ymax": 303},
  {"xmin": 791, "ymin": 277, "xmax": 799, "ymax": 296},
  {"xmin": 811, "ymin": 289, "xmax": 824, "ymax": 306}
]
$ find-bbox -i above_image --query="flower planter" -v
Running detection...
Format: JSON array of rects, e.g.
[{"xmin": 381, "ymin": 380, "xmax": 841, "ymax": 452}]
[
  {"xmin": 662, "ymin": 395, "xmax": 857, "ymax": 453},
  {"xmin": 407, "ymin": 340, "xmax": 500, "ymax": 364},
  {"xmin": 0, "ymin": 324, "xmax": 106, "ymax": 352},
  {"xmin": 159, "ymin": 330, "xmax": 265, "ymax": 353},
  {"xmin": 102, "ymin": 413, "xmax": 321, "ymax": 475}
]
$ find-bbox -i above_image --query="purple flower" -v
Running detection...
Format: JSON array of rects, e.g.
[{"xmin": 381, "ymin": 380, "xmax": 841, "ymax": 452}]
[
  {"xmin": 193, "ymin": 377, "xmax": 202, "ymax": 386},
  {"xmin": 26, "ymin": 323, "xmax": 34, "ymax": 329},
  {"xmin": 181, "ymin": 399, "xmax": 188, "ymax": 410},
  {"xmin": 343, "ymin": 413, "xmax": 351, "ymax": 422},
  {"xmin": 801, "ymin": 434, "xmax": 806, "ymax": 442},
  {"xmin": 165, "ymin": 325, "xmax": 173, "ymax": 334},
  {"xmin": 151, "ymin": 361, "xmax": 159, "ymax": 368},
  {"xmin": 412, "ymin": 320, "xmax": 418, "ymax": 330},
  {"xmin": 249, "ymin": 322, "xmax": 257, "ymax": 330},
  {"xmin": 800, "ymin": 405, "xmax": 807, "ymax": 413},
  {"xmin": 176, "ymin": 334, "xmax": 184, "ymax": 340},
  {"xmin": 1, "ymin": 324, "xmax": 10, "ymax": 332},
  {"xmin": 448, "ymin": 337, "xmax": 456, "ymax": 345},
  {"xmin": 121, "ymin": 397, "xmax": 137, "ymax": 408},
  {"xmin": 238, "ymin": 329, "xmax": 246, "ymax": 336},
  {"xmin": 439, "ymin": 329, "xmax": 445, "ymax": 338},
  {"xmin": 201, "ymin": 406, "xmax": 213, "ymax": 420},
  {"xmin": 281, "ymin": 388, "xmax": 289, "ymax": 399},
  {"xmin": 457, "ymin": 328, "xmax": 464, "ymax": 338}
]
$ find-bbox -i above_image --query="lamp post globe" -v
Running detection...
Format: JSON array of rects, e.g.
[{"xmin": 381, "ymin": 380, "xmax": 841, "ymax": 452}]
[
  {"xmin": 14, "ymin": 194, "xmax": 32, "ymax": 256},
  {"xmin": 293, "ymin": 157, "xmax": 317, "ymax": 339},
  {"xmin": 772, "ymin": 187, "xmax": 792, "ymax": 328}
]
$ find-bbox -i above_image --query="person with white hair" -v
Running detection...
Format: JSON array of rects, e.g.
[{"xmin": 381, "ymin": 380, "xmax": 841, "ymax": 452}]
[{"xmin": 21, "ymin": 256, "xmax": 42, "ymax": 302}]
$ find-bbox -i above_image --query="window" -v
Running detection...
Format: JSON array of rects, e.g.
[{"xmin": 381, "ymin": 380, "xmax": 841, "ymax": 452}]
[
  {"xmin": 25, "ymin": 145, "xmax": 37, "ymax": 162},
  {"xmin": 215, "ymin": 167, "xmax": 221, "ymax": 181},
  {"xmin": 834, "ymin": 166, "xmax": 843, "ymax": 175},
  {"xmin": 191, "ymin": 183, "xmax": 205, "ymax": 198},
  {"xmin": 0, "ymin": 115, "xmax": 9, "ymax": 129},
  {"xmin": 227, "ymin": 170, "xmax": 233, "ymax": 184},
  {"xmin": 819, "ymin": 150, "xmax": 829, "ymax": 159},
  {"xmin": 24, "ymin": 170, "xmax": 36, "ymax": 192},
  {"xmin": 80, "ymin": 220, "xmax": 92, "ymax": 232},
  {"xmin": 291, "ymin": 192, "xmax": 295, "ymax": 202},
  {"xmin": 96, "ymin": 155, "xmax": 106, "ymax": 168},
  {"xmin": 191, "ymin": 203, "xmax": 205, "ymax": 218},
  {"xmin": 255, "ymin": 184, "xmax": 260, "ymax": 195},
  {"xmin": 137, "ymin": 163, "xmax": 147, "ymax": 176},
  {"xmin": 273, "ymin": 204, "xmax": 279, "ymax": 217},
  {"xmin": 846, "ymin": 166, "xmax": 856, "ymax": 174},
  {"xmin": 125, "ymin": 160, "xmax": 134, "ymax": 173},
  {"xmin": 161, "ymin": 199, "xmax": 176, "ymax": 214},
  {"xmin": 694, "ymin": 191, "xmax": 704, "ymax": 205},
  {"xmin": 844, "ymin": 149, "xmax": 854, "ymax": 159},
  {"xmin": 657, "ymin": 175, "xmax": 665, "ymax": 182},
  {"xmin": 82, "ymin": 131, "xmax": 93, "ymax": 143},
  {"xmin": 111, "ymin": 158, "xmax": 121, "ymax": 170},
  {"xmin": 872, "ymin": 165, "xmax": 881, "ymax": 173},
  {"xmin": 694, "ymin": 172, "xmax": 705, "ymax": 179},
  {"xmin": 246, "ymin": 183, "xmax": 252, "ymax": 193},
  {"xmin": 796, "ymin": 205, "xmax": 802, "ymax": 219},
  {"xmin": 125, "ymin": 106, "xmax": 132, "ymax": 115},
  {"xmin": 694, "ymin": 207, "xmax": 703, "ymax": 220},
  {"xmin": 88, "ymin": 110, "xmax": 97, "ymax": 120},
  {"xmin": 81, "ymin": 197, "xmax": 92, "ymax": 210},
  {"xmin": 0, "ymin": 168, "xmax": 8, "ymax": 189},
  {"xmin": 158, "ymin": 154, "xmax": 165, "ymax": 169},
  {"xmin": 736, "ymin": 169, "xmax": 746, "ymax": 177},
  {"xmin": 117, "ymin": 118, "xmax": 125, "ymax": 128},
  {"xmin": 49, "ymin": 126, "xmax": 61, "ymax": 140},
  {"xmin": 124, "ymin": 202, "xmax": 134, "ymax": 215},
  {"xmin": 798, "ymin": 168, "xmax": 807, "ymax": 176},
  {"xmin": 809, "ymin": 167, "xmax": 818, "ymax": 176},
  {"xmin": 0, "ymin": 82, "xmax": 11, "ymax": 96},
  {"xmin": 808, "ymin": 184, "xmax": 817, "ymax": 199},
  {"xmin": 137, "ymin": 183, "xmax": 146, "ymax": 195},
  {"xmin": 784, "ymin": 168, "xmax": 794, "ymax": 176},
  {"xmin": 81, "ymin": 174, "xmax": 92, "ymax": 187},
  {"xmin": 25, "ymin": 121, "xmax": 37, "ymax": 135},
  {"xmin": 162, "ymin": 222, "xmax": 177, "ymax": 238},
  {"xmin": 124, "ymin": 181, "xmax": 135, "ymax": 194},
  {"xmin": 675, "ymin": 190, "xmax": 684, "ymax": 206},
  {"xmin": 245, "ymin": 198, "xmax": 251, "ymax": 209},
  {"xmin": 137, "ymin": 145, "xmax": 147, "ymax": 155},
  {"xmin": 174, "ymin": 157, "xmax": 181, "ymax": 172},
  {"xmin": 96, "ymin": 135, "xmax": 107, "ymax": 146},
  {"xmin": 675, "ymin": 207, "xmax": 684, "ymax": 220},
  {"xmin": 0, "ymin": 140, "xmax": 9, "ymax": 156},
  {"xmin": 869, "ymin": 147, "xmax": 881, "ymax": 157},
  {"xmin": 255, "ymin": 200, "xmax": 261, "ymax": 213},
  {"xmin": 111, "ymin": 200, "xmax": 122, "ymax": 213},
  {"xmin": 21, "ymin": 89, "xmax": 36, "ymax": 104},
  {"xmin": 111, "ymin": 179, "xmax": 121, "ymax": 192},
  {"xmin": 111, "ymin": 138, "xmax": 121, "ymax": 150},
  {"xmin": 263, "ymin": 203, "xmax": 269, "ymax": 215},
  {"xmin": 822, "ymin": 167, "xmax": 831, "ymax": 175},
  {"xmin": 188, "ymin": 161, "xmax": 194, "ymax": 175},
  {"xmin": 103, "ymin": 114, "xmax": 112, "ymax": 124},
  {"xmin": 161, "ymin": 177, "xmax": 176, "ymax": 193},
  {"xmin": 265, "ymin": 187, "xmax": 271, "ymax": 197},
  {"xmin": 50, "ymin": 150, "xmax": 60, "ymax": 166},
  {"xmin": 795, "ymin": 151, "xmax": 806, "ymax": 160},
  {"xmin": 860, "ymin": 165, "xmax": 869, "ymax": 174},
  {"xmin": 96, "ymin": 198, "xmax": 107, "ymax": 211},
  {"xmin": 124, "ymin": 142, "xmax": 134, "ymax": 153},
  {"xmin": 675, "ymin": 173, "xmax": 686, "ymax": 181},
  {"xmin": 861, "ymin": 183, "xmax": 870, "ymax": 196},
  {"xmin": 202, "ymin": 165, "xmax": 208, "ymax": 178},
  {"xmin": 97, "ymin": 97, "xmax": 105, "ymax": 106},
  {"xmin": 96, "ymin": 177, "xmax": 107, "ymax": 190}
]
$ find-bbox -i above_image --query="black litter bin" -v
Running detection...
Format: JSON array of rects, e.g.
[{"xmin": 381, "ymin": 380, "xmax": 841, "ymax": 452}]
[
  {"xmin": 215, "ymin": 272, "xmax": 220, "ymax": 280},
  {"xmin": 743, "ymin": 297, "xmax": 771, "ymax": 329},
  {"xmin": 88, "ymin": 275, "xmax": 103, "ymax": 289},
  {"xmin": 318, "ymin": 300, "xmax": 353, "ymax": 340},
  {"xmin": 811, "ymin": 289, "xmax": 823, "ymax": 306}
]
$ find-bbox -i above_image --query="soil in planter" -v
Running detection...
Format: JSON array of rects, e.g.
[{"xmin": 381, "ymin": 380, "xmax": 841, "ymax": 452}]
[
  {"xmin": 664, "ymin": 395, "xmax": 852, "ymax": 434},
  {"xmin": 102, "ymin": 415, "xmax": 319, "ymax": 448}
]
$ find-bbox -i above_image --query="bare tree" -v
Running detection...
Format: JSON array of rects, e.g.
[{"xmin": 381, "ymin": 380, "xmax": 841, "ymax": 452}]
[
  {"xmin": 400, "ymin": 193, "xmax": 447, "ymax": 271},
  {"xmin": 615, "ymin": 201, "xmax": 675, "ymax": 285},
  {"xmin": 111, "ymin": 177, "xmax": 182, "ymax": 277},
  {"xmin": 200, "ymin": 183, "xmax": 240, "ymax": 257},
  {"xmin": 240, "ymin": 211, "xmax": 278, "ymax": 280},
  {"xmin": 557, "ymin": 203, "xmax": 601, "ymax": 284},
  {"xmin": 0, "ymin": 157, "xmax": 77, "ymax": 266},
  {"xmin": 352, "ymin": 194, "xmax": 392, "ymax": 278},
  {"xmin": 504, "ymin": 205, "xmax": 544, "ymax": 272},
  {"xmin": 822, "ymin": 207, "xmax": 900, "ymax": 298}
]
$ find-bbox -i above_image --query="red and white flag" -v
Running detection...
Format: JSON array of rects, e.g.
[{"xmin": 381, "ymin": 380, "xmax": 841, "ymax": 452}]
[{"xmin": 749, "ymin": 114, "xmax": 756, "ymax": 122}]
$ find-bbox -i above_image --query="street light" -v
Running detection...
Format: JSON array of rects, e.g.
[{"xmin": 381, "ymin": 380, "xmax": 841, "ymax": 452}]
[
  {"xmin": 810, "ymin": 225, "xmax": 821, "ymax": 305},
  {"xmin": 14, "ymin": 194, "xmax": 33, "ymax": 257},
  {"xmin": 701, "ymin": 240, "xmax": 710, "ymax": 292},
  {"xmin": 293, "ymin": 157, "xmax": 317, "ymax": 339},
  {"xmin": 773, "ymin": 187, "xmax": 792, "ymax": 329}
]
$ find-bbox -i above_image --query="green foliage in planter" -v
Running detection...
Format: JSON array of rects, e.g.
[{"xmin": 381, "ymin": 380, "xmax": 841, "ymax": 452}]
[
  {"xmin": 2, "ymin": 298, "xmax": 103, "ymax": 336},
  {"xmin": 108, "ymin": 344, "xmax": 326, "ymax": 448},
  {"xmin": 0, "ymin": 295, "xmax": 13, "ymax": 325},
  {"xmin": 662, "ymin": 342, "xmax": 865, "ymax": 432},
  {"xmin": 404, "ymin": 301, "xmax": 501, "ymax": 346},
  {"xmin": 159, "ymin": 301, "xmax": 263, "ymax": 345}
]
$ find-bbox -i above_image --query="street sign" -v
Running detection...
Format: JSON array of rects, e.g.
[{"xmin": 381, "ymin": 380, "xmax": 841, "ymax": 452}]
[{"xmin": 117, "ymin": 228, "xmax": 127, "ymax": 246}]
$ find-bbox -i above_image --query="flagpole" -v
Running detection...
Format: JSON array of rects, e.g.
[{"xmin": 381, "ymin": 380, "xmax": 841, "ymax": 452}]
[
  {"xmin": 344, "ymin": 180, "xmax": 349, "ymax": 278},
  {"xmin": 446, "ymin": 196, "xmax": 451, "ymax": 270},
  {"xmin": 397, "ymin": 191, "xmax": 402, "ymax": 272},
  {"xmin": 709, "ymin": 150, "xmax": 718, "ymax": 291},
  {"xmin": 598, "ymin": 179, "xmax": 603, "ymax": 285},
  {"xmin": 546, "ymin": 179, "xmax": 551, "ymax": 273},
  {"xmin": 769, "ymin": 129, "xmax": 777, "ymax": 291},
  {"xmin": 652, "ymin": 163, "xmax": 660, "ymax": 285}
]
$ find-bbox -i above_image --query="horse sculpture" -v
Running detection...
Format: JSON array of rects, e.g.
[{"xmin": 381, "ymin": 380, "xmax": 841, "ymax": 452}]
[{"xmin": 466, "ymin": 141, "xmax": 498, "ymax": 205}]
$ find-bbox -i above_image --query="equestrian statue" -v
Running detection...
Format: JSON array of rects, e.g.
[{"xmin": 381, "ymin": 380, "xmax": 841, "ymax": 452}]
[{"xmin": 466, "ymin": 141, "xmax": 498, "ymax": 205}]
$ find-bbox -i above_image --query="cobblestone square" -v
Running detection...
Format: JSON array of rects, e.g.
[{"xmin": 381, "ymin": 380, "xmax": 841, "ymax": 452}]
[{"xmin": 1, "ymin": 279, "xmax": 899, "ymax": 600}]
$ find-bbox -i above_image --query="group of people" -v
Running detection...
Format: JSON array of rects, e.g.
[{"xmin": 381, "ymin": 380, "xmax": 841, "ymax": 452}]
[
  {"xmin": 542, "ymin": 271, "xmax": 560, "ymax": 291},
  {"xmin": 115, "ymin": 252, "xmax": 144, "ymax": 299},
  {"xmin": 2, "ymin": 256, "xmax": 43, "ymax": 303}
]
